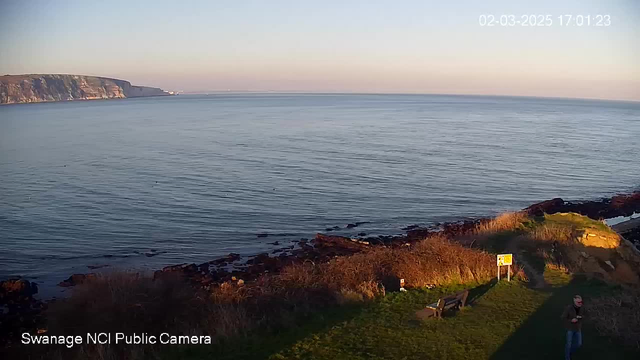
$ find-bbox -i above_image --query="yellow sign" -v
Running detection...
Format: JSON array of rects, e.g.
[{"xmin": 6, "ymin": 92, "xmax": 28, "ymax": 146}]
[{"xmin": 497, "ymin": 254, "xmax": 512, "ymax": 266}]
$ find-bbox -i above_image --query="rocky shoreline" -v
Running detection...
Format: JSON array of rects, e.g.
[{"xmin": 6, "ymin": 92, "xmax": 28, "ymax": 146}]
[{"xmin": 2, "ymin": 192, "xmax": 639, "ymax": 344}]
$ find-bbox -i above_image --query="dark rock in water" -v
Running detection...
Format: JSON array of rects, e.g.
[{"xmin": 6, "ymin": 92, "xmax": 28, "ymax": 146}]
[
  {"xmin": 58, "ymin": 273, "xmax": 96, "ymax": 287},
  {"xmin": 210, "ymin": 253, "xmax": 241, "ymax": 266},
  {"xmin": 154, "ymin": 261, "xmax": 231, "ymax": 288},
  {"xmin": 347, "ymin": 222, "xmax": 371, "ymax": 228},
  {"xmin": 161, "ymin": 263, "xmax": 189, "ymax": 273},
  {"xmin": 525, "ymin": 198, "xmax": 565, "ymax": 217},
  {"xmin": 87, "ymin": 264, "xmax": 109, "ymax": 270},
  {"xmin": 144, "ymin": 250, "xmax": 166, "ymax": 257},
  {"xmin": 299, "ymin": 242, "xmax": 313, "ymax": 251},
  {"xmin": 268, "ymin": 241, "xmax": 280, "ymax": 245},
  {"xmin": 183, "ymin": 264, "xmax": 198, "ymax": 273},
  {"xmin": 620, "ymin": 226, "xmax": 640, "ymax": 250},
  {"xmin": 358, "ymin": 232, "xmax": 367, "ymax": 237},
  {"xmin": 154, "ymin": 263, "xmax": 199, "ymax": 281},
  {"xmin": 524, "ymin": 193, "xmax": 640, "ymax": 219},
  {"xmin": 198, "ymin": 263, "xmax": 210, "ymax": 273},
  {"xmin": 257, "ymin": 233, "xmax": 269, "ymax": 238},
  {"xmin": 1, "ymin": 279, "xmax": 38, "ymax": 300},
  {"xmin": 248, "ymin": 253, "xmax": 270, "ymax": 262},
  {"xmin": 363, "ymin": 237, "xmax": 384, "ymax": 245},
  {"xmin": 243, "ymin": 253, "xmax": 288, "ymax": 274},
  {"xmin": 325, "ymin": 227, "xmax": 334, "ymax": 232},
  {"xmin": 313, "ymin": 234, "xmax": 370, "ymax": 253},
  {"xmin": 403, "ymin": 224, "xmax": 420, "ymax": 231}
]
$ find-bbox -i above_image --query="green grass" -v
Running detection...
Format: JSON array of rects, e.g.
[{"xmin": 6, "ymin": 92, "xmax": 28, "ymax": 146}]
[
  {"xmin": 260, "ymin": 272, "xmax": 637, "ymax": 360},
  {"xmin": 542, "ymin": 265, "xmax": 573, "ymax": 287},
  {"xmin": 161, "ymin": 303, "xmax": 369, "ymax": 360},
  {"xmin": 541, "ymin": 213, "xmax": 613, "ymax": 234},
  {"xmin": 166, "ymin": 214, "xmax": 637, "ymax": 360},
  {"xmin": 167, "ymin": 270, "xmax": 637, "ymax": 359}
]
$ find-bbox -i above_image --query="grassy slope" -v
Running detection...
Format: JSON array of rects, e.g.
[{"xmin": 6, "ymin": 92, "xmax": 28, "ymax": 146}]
[
  {"xmin": 170, "ymin": 269, "xmax": 636, "ymax": 360},
  {"xmin": 542, "ymin": 213, "xmax": 613, "ymax": 233},
  {"xmin": 158, "ymin": 213, "xmax": 640, "ymax": 359},
  {"xmin": 267, "ymin": 271, "xmax": 636, "ymax": 360}
]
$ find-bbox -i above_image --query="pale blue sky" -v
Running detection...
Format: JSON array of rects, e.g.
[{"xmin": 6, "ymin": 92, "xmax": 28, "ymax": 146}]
[{"xmin": 1, "ymin": 0, "xmax": 638, "ymax": 100}]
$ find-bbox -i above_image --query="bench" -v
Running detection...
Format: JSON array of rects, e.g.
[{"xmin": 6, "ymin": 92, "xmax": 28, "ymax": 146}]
[{"xmin": 415, "ymin": 289, "xmax": 469, "ymax": 320}]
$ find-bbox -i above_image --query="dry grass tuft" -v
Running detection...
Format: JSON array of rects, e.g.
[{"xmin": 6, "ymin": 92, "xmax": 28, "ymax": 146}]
[
  {"xmin": 47, "ymin": 272, "xmax": 209, "ymax": 336},
  {"xmin": 40, "ymin": 272, "xmax": 215, "ymax": 360},
  {"xmin": 463, "ymin": 212, "xmax": 529, "ymax": 249},
  {"xmin": 393, "ymin": 235, "xmax": 496, "ymax": 287},
  {"xmin": 33, "ymin": 235, "xmax": 497, "ymax": 359},
  {"xmin": 475, "ymin": 212, "xmax": 528, "ymax": 235},
  {"xmin": 529, "ymin": 223, "xmax": 575, "ymax": 243}
]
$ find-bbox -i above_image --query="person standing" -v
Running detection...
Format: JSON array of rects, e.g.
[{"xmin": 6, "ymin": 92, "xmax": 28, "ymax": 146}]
[{"xmin": 562, "ymin": 295, "xmax": 584, "ymax": 360}]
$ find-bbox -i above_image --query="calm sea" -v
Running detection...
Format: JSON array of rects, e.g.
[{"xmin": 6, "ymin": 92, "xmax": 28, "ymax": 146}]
[{"xmin": 1, "ymin": 94, "xmax": 639, "ymax": 290}]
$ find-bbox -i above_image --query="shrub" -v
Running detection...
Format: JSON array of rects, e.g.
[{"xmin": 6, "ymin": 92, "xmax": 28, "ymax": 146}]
[
  {"xmin": 529, "ymin": 223, "xmax": 574, "ymax": 243},
  {"xmin": 475, "ymin": 212, "xmax": 528, "ymax": 235},
  {"xmin": 589, "ymin": 289, "xmax": 640, "ymax": 349},
  {"xmin": 30, "ymin": 234, "xmax": 498, "ymax": 359},
  {"xmin": 47, "ymin": 272, "xmax": 209, "ymax": 336},
  {"xmin": 391, "ymin": 235, "xmax": 496, "ymax": 287}
]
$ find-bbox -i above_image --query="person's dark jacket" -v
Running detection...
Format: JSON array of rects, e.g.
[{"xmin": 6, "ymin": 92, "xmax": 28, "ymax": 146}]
[{"xmin": 561, "ymin": 304, "xmax": 585, "ymax": 331}]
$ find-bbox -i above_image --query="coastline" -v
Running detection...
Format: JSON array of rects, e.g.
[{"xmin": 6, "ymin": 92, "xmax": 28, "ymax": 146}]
[
  {"xmin": 3, "ymin": 192, "xmax": 639, "ymax": 296},
  {"xmin": 2, "ymin": 192, "xmax": 640, "ymax": 356},
  {"xmin": 0, "ymin": 74, "xmax": 174, "ymax": 105}
]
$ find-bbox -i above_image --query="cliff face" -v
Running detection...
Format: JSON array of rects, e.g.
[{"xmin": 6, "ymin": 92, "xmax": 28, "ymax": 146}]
[{"xmin": 0, "ymin": 74, "xmax": 170, "ymax": 104}]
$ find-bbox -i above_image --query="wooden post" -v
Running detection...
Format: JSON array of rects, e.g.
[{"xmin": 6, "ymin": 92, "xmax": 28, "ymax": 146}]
[
  {"xmin": 508, "ymin": 265, "xmax": 511, "ymax": 282},
  {"xmin": 497, "ymin": 265, "xmax": 500, "ymax": 281}
]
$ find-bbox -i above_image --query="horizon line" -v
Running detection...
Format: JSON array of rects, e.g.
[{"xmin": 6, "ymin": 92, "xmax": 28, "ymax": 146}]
[
  {"xmin": 2, "ymin": 73, "xmax": 637, "ymax": 103},
  {"xmin": 177, "ymin": 90, "xmax": 640, "ymax": 104}
]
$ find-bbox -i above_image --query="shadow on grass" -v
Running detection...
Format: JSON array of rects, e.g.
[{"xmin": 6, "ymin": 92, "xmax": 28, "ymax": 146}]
[
  {"xmin": 489, "ymin": 276, "xmax": 636, "ymax": 360},
  {"xmin": 483, "ymin": 230, "xmax": 523, "ymax": 253},
  {"xmin": 414, "ymin": 281, "xmax": 497, "ymax": 322},
  {"xmin": 467, "ymin": 279, "xmax": 497, "ymax": 306},
  {"xmin": 163, "ymin": 303, "xmax": 368, "ymax": 360}
]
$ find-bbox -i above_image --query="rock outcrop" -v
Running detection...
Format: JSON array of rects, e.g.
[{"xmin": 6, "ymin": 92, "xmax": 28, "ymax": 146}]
[
  {"xmin": 570, "ymin": 227, "xmax": 640, "ymax": 285},
  {"xmin": 524, "ymin": 193, "xmax": 640, "ymax": 219},
  {"xmin": 0, "ymin": 74, "xmax": 171, "ymax": 104},
  {"xmin": 1, "ymin": 279, "xmax": 45, "ymax": 347}
]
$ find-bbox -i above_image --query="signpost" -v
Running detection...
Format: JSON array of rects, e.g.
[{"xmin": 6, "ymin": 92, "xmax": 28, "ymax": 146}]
[{"xmin": 497, "ymin": 254, "xmax": 513, "ymax": 281}]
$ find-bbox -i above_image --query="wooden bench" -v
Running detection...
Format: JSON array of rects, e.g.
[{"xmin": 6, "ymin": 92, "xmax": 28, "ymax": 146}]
[{"xmin": 415, "ymin": 289, "xmax": 469, "ymax": 320}]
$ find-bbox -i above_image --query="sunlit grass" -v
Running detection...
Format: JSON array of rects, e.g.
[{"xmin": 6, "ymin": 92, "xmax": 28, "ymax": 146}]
[
  {"xmin": 541, "ymin": 213, "xmax": 613, "ymax": 234},
  {"xmin": 259, "ymin": 275, "xmax": 636, "ymax": 360}
]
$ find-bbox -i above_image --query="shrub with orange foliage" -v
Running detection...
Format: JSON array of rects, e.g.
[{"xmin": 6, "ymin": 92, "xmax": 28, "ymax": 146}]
[
  {"xmin": 475, "ymin": 212, "xmax": 528, "ymax": 235},
  {"xmin": 34, "ymin": 234, "xmax": 500, "ymax": 360}
]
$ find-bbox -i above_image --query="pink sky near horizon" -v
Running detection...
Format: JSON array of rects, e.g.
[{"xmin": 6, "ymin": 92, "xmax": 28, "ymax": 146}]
[{"xmin": 1, "ymin": 1, "xmax": 638, "ymax": 101}]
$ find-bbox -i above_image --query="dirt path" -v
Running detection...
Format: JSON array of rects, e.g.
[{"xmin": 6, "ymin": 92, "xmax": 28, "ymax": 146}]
[{"xmin": 506, "ymin": 236, "xmax": 547, "ymax": 288}]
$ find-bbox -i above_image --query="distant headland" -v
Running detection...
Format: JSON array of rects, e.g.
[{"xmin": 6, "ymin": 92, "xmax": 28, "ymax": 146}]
[{"xmin": 0, "ymin": 74, "xmax": 174, "ymax": 105}]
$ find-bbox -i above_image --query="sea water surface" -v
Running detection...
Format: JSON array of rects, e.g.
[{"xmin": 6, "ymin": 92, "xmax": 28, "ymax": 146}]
[{"xmin": 1, "ymin": 94, "xmax": 639, "ymax": 289}]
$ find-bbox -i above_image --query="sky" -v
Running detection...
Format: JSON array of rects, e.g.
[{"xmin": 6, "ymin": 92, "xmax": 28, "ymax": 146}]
[{"xmin": 0, "ymin": 0, "xmax": 639, "ymax": 100}]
